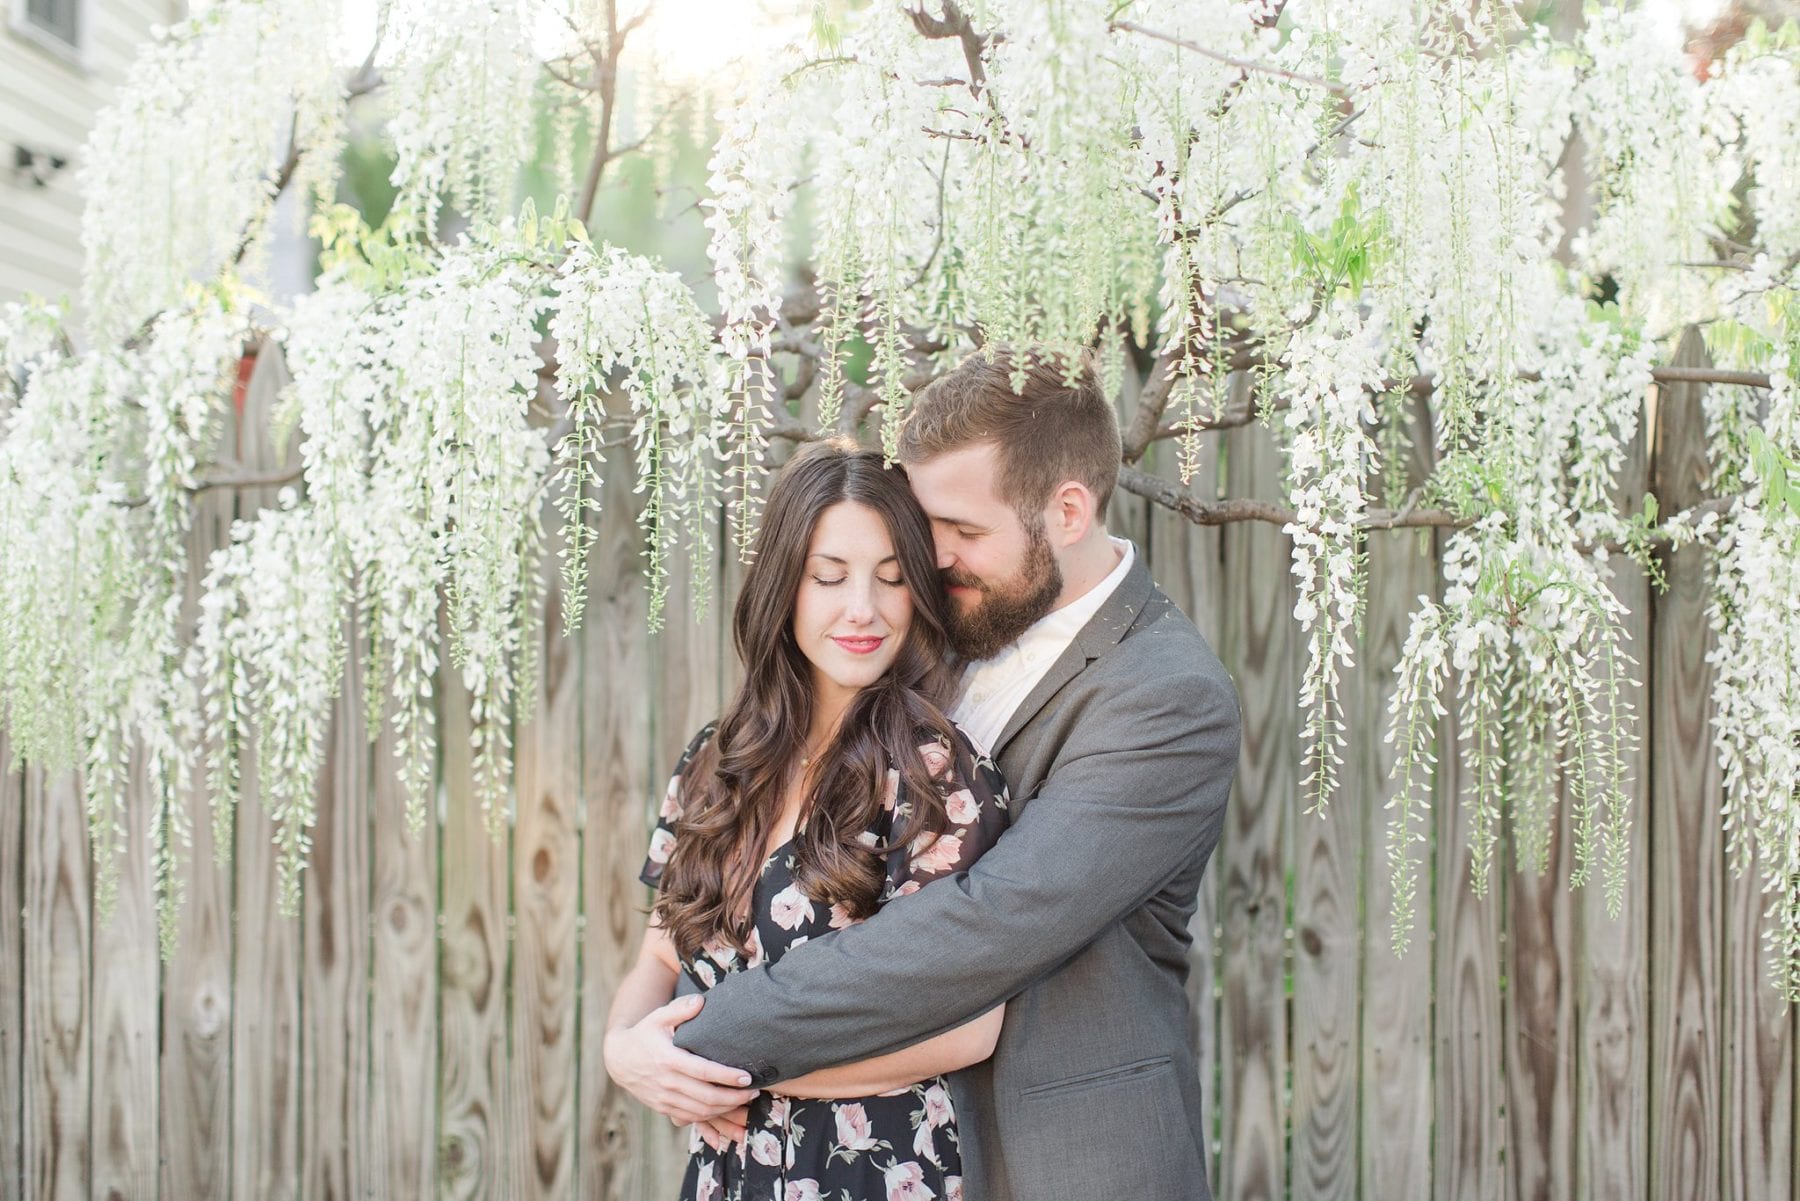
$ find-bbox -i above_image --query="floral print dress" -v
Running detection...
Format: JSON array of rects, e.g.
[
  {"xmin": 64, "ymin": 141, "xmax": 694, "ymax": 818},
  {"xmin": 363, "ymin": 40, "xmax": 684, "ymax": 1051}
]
[{"xmin": 641, "ymin": 724, "xmax": 1010, "ymax": 1201}]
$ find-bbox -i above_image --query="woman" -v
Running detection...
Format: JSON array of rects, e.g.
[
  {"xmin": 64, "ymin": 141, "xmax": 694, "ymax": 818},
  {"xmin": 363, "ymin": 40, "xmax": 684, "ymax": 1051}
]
[{"xmin": 604, "ymin": 440, "xmax": 1008, "ymax": 1201}]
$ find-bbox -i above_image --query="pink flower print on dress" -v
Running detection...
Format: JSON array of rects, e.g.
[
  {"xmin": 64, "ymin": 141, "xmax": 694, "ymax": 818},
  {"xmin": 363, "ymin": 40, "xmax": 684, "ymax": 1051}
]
[
  {"xmin": 745, "ymin": 927, "xmax": 765, "ymax": 968},
  {"xmin": 748, "ymin": 1129, "xmax": 782, "ymax": 1167},
  {"xmin": 828, "ymin": 902, "xmax": 858, "ymax": 930},
  {"xmin": 701, "ymin": 935, "xmax": 741, "ymax": 970},
  {"xmin": 944, "ymin": 788, "xmax": 980, "ymax": 826},
  {"xmin": 912, "ymin": 1116, "xmax": 939, "ymax": 1165},
  {"xmin": 692, "ymin": 958, "xmax": 717, "ymax": 988},
  {"xmin": 910, "ymin": 832, "xmax": 964, "ymax": 875},
  {"xmin": 891, "ymin": 879, "xmax": 922, "ymax": 899},
  {"xmin": 648, "ymin": 827, "xmax": 676, "ymax": 865},
  {"xmin": 918, "ymin": 741, "xmax": 952, "ymax": 780},
  {"xmin": 921, "ymin": 1083, "xmax": 953, "ymax": 1129},
  {"xmin": 694, "ymin": 1160, "xmax": 721, "ymax": 1201},
  {"xmin": 883, "ymin": 1159, "xmax": 936, "ymax": 1201},
  {"xmin": 770, "ymin": 882, "xmax": 816, "ymax": 930},
  {"xmin": 882, "ymin": 768, "xmax": 900, "ymax": 811},
  {"xmin": 833, "ymin": 1102, "xmax": 879, "ymax": 1153},
  {"xmin": 784, "ymin": 1182, "xmax": 822, "ymax": 1201},
  {"xmin": 766, "ymin": 1095, "xmax": 791, "ymax": 1125},
  {"xmin": 945, "ymin": 1176, "xmax": 963, "ymax": 1201},
  {"xmin": 659, "ymin": 775, "xmax": 682, "ymax": 820}
]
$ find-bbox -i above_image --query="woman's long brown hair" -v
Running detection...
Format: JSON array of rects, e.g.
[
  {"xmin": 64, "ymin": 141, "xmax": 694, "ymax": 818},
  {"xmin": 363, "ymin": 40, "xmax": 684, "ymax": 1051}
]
[{"xmin": 654, "ymin": 440, "xmax": 960, "ymax": 961}]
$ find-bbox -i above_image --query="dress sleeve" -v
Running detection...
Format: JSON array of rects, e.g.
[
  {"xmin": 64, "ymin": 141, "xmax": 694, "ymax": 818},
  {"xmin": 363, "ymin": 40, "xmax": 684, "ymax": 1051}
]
[
  {"xmin": 639, "ymin": 723, "xmax": 718, "ymax": 889},
  {"xmin": 883, "ymin": 724, "xmax": 1011, "ymax": 899}
]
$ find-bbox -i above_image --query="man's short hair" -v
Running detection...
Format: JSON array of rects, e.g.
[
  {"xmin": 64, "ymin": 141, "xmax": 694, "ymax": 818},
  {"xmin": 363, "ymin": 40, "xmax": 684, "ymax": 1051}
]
[{"xmin": 897, "ymin": 346, "xmax": 1122, "ymax": 518}]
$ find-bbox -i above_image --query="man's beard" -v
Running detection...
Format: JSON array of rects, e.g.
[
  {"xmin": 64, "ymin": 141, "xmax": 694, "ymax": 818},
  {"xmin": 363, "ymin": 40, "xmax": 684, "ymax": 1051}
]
[{"xmin": 943, "ymin": 519, "xmax": 1063, "ymax": 661}]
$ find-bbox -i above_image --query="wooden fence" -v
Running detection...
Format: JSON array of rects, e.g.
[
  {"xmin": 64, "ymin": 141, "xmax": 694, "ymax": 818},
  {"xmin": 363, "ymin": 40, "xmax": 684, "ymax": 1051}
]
[{"xmin": 1, "ymin": 338, "xmax": 1796, "ymax": 1200}]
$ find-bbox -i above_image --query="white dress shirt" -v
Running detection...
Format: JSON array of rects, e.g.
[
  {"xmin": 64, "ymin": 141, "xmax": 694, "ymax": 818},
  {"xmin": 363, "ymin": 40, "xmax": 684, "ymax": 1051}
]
[{"xmin": 951, "ymin": 537, "xmax": 1135, "ymax": 755}]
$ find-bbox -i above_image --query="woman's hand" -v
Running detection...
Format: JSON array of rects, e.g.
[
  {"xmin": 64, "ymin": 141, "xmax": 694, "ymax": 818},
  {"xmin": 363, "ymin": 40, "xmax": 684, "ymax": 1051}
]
[
  {"xmin": 694, "ymin": 1105, "xmax": 751, "ymax": 1152},
  {"xmin": 603, "ymin": 994, "xmax": 761, "ymax": 1125}
]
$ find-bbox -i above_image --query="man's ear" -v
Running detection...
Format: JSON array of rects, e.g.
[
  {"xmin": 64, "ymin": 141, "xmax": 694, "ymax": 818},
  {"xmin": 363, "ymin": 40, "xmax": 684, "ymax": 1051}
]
[{"xmin": 1046, "ymin": 480, "xmax": 1096, "ymax": 545}]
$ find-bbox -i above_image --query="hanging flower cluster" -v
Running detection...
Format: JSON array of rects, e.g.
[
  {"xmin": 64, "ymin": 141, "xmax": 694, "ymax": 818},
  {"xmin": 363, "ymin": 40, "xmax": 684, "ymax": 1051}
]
[
  {"xmin": 1280, "ymin": 302, "xmax": 1386, "ymax": 814},
  {"xmin": 80, "ymin": 0, "xmax": 344, "ymax": 340},
  {"xmin": 382, "ymin": 0, "xmax": 540, "ymax": 234},
  {"xmin": 1708, "ymin": 293, "xmax": 1800, "ymax": 997},
  {"xmin": 190, "ymin": 494, "xmax": 346, "ymax": 913},
  {"xmin": 0, "ymin": 299, "xmax": 244, "ymax": 949},
  {"xmin": 550, "ymin": 240, "xmax": 729, "ymax": 626},
  {"xmin": 1574, "ymin": 6, "xmax": 1737, "ymax": 334},
  {"xmin": 703, "ymin": 64, "xmax": 814, "ymax": 548}
]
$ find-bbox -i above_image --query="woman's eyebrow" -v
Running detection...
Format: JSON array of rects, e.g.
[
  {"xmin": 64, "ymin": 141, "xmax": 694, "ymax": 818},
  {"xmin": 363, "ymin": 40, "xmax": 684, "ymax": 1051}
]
[{"xmin": 807, "ymin": 553, "xmax": 900, "ymax": 565}]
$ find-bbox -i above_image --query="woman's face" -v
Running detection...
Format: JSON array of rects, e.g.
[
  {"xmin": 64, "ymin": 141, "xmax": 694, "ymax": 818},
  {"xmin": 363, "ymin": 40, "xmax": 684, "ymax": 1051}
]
[{"xmin": 792, "ymin": 501, "xmax": 914, "ymax": 712}]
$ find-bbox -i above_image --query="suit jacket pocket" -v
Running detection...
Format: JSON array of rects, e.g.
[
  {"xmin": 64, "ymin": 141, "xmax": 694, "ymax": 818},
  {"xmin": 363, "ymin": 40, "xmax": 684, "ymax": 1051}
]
[
  {"xmin": 1007, "ymin": 1058, "xmax": 1202, "ymax": 1200},
  {"xmin": 1020, "ymin": 1056, "xmax": 1173, "ymax": 1099}
]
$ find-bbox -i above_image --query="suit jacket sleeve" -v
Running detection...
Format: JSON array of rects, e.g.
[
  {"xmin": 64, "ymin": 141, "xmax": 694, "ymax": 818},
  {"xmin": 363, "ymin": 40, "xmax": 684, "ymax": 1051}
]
[{"xmin": 671, "ymin": 660, "xmax": 1240, "ymax": 1085}]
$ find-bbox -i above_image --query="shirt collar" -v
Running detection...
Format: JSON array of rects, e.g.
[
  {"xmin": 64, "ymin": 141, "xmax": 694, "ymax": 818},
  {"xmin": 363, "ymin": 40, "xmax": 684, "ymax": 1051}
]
[{"xmin": 1007, "ymin": 536, "xmax": 1135, "ymax": 656}]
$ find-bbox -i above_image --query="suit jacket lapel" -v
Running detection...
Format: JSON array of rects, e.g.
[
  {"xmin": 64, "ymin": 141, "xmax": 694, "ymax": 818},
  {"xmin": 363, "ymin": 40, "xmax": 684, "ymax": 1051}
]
[{"xmin": 988, "ymin": 553, "xmax": 1157, "ymax": 759}]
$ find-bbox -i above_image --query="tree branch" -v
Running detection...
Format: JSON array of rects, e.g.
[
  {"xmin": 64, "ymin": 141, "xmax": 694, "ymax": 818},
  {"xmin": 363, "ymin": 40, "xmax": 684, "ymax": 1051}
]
[
  {"xmin": 909, "ymin": 1, "xmax": 989, "ymax": 100},
  {"xmin": 1115, "ymin": 466, "xmax": 1740, "ymax": 550},
  {"xmin": 576, "ymin": 0, "xmax": 626, "ymax": 225},
  {"xmin": 1110, "ymin": 19, "xmax": 1349, "ymax": 96}
]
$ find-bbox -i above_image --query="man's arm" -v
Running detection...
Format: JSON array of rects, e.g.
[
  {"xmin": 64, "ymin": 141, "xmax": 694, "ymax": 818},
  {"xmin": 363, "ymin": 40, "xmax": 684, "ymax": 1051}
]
[{"xmin": 672, "ymin": 661, "xmax": 1240, "ymax": 1085}]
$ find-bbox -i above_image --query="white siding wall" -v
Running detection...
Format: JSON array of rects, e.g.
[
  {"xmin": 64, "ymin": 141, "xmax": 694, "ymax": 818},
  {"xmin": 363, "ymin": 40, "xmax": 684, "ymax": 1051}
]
[{"xmin": 0, "ymin": 0, "xmax": 186, "ymax": 324}]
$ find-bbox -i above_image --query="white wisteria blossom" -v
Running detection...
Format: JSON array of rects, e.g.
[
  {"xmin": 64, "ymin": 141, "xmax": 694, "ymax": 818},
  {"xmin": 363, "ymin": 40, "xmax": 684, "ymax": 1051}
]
[
  {"xmin": 1709, "ymin": 328, "xmax": 1800, "ymax": 997},
  {"xmin": 381, "ymin": 0, "xmax": 540, "ymax": 232},
  {"xmin": 550, "ymin": 239, "xmax": 729, "ymax": 625},
  {"xmin": 81, "ymin": 0, "xmax": 344, "ymax": 340}
]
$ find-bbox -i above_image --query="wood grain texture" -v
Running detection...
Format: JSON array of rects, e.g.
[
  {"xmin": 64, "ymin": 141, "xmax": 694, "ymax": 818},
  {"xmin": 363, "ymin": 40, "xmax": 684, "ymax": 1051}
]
[
  {"xmin": 578, "ymin": 439, "xmax": 668, "ymax": 1201},
  {"xmin": 1716, "ymin": 358, "xmax": 1792, "ymax": 1201},
  {"xmin": 0, "ymin": 729, "xmax": 22, "ymax": 1201},
  {"xmin": 1647, "ymin": 329, "xmax": 1722, "ymax": 1201},
  {"xmin": 23, "ymin": 767, "xmax": 89, "ymax": 1201},
  {"xmin": 301, "ymin": 621, "xmax": 371, "ymax": 1201},
  {"xmin": 642, "ymin": 504, "xmax": 731, "ymax": 1194},
  {"xmin": 436, "ymin": 634, "xmax": 518, "ymax": 1201},
  {"xmin": 1143, "ymin": 412, "xmax": 1226, "ymax": 1197},
  {"xmin": 369, "ymin": 676, "xmax": 439, "ymax": 1200},
  {"xmin": 231, "ymin": 342, "xmax": 302, "ymax": 1201},
  {"xmin": 1723, "ymin": 852, "xmax": 1795, "ymax": 1201},
  {"xmin": 1504, "ymin": 780, "xmax": 1575, "ymax": 1201},
  {"xmin": 1215, "ymin": 413, "xmax": 1293, "ymax": 1201},
  {"xmin": 513, "ymin": 514, "xmax": 581, "ymax": 1201},
  {"xmin": 1290, "ymin": 692, "xmax": 1361, "ymax": 1201},
  {"xmin": 1433, "ymin": 565, "xmax": 1506, "ymax": 1201},
  {"xmin": 1577, "ymin": 398, "xmax": 1650, "ymax": 1201},
  {"xmin": 89, "ymin": 745, "xmax": 160, "ymax": 1201},
  {"xmin": 1357, "ymin": 524, "xmax": 1436, "ymax": 1201},
  {"xmin": 159, "ymin": 438, "xmax": 238, "ymax": 1201}
]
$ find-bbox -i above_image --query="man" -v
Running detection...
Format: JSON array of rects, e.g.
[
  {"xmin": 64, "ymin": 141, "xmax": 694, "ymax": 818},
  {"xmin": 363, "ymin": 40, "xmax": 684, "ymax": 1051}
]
[{"xmin": 617, "ymin": 347, "xmax": 1240, "ymax": 1199}]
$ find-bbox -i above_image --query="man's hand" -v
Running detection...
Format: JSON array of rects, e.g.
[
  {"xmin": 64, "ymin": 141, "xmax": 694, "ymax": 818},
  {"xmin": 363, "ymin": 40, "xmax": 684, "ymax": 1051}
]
[{"xmin": 603, "ymin": 994, "xmax": 760, "ymax": 1125}]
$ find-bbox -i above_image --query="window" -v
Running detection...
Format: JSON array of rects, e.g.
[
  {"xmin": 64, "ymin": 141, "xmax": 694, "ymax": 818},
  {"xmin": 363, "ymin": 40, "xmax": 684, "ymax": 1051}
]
[{"xmin": 20, "ymin": 0, "xmax": 79, "ymax": 50}]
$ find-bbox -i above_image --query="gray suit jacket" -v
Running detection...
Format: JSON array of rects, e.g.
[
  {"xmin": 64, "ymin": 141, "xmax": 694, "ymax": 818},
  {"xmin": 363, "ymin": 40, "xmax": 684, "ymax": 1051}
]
[{"xmin": 673, "ymin": 553, "xmax": 1240, "ymax": 1201}]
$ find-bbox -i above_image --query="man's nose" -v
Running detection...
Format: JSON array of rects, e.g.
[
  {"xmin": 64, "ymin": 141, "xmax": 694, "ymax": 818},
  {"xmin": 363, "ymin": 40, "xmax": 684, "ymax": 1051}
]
[{"xmin": 934, "ymin": 539, "xmax": 955, "ymax": 571}]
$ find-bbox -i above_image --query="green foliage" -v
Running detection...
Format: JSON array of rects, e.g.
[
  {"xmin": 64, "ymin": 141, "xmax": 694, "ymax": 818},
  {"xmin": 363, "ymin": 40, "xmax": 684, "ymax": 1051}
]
[{"xmin": 1285, "ymin": 183, "xmax": 1389, "ymax": 297}]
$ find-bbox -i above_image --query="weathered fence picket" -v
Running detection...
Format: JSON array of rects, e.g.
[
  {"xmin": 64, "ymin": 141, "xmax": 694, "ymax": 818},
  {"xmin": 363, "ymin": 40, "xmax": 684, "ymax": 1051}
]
[{"xmin": 1649, "ymin": 328, "xmax": 1725, "ymax": 1201}]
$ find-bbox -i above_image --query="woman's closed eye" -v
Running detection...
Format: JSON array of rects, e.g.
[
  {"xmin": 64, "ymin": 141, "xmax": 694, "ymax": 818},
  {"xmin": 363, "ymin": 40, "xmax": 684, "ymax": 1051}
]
[{"xmin": 811, "ymin": 574, "xmax": 905, "ymax": 587}]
